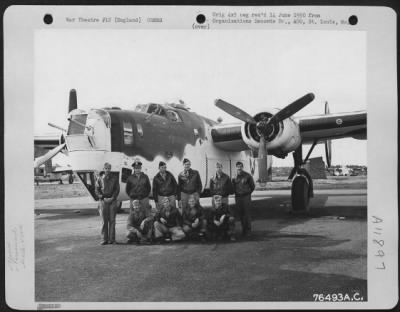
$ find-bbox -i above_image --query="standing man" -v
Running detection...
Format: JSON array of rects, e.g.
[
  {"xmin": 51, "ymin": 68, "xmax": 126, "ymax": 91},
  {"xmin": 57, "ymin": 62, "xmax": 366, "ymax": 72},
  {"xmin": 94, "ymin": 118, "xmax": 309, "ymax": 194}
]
[
  {"xmin": 152, "ymin": 161, "xmax": 178, "ymax": 210},
  {"xmin": 125, "ymin": 160, "xmax": 152, "ymax": 217},
  {"xmin": 177, "ymin": 158, "xmax": 202, "ymax": 214},
  {"xmin": 232, "ymin": 161, "xmax": 255, "ymax": 237},
  {"xmin": 209, "ymin": 162, "xmax": 233, "ymax": 207},
  {"xmin": 95, "ymin": 162, "xmax": 120, "ymax": 245}
]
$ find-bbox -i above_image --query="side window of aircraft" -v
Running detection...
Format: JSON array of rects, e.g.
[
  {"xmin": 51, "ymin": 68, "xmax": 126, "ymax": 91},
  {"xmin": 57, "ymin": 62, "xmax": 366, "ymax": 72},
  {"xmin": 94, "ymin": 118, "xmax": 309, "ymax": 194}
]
[
  {"xmin": 123, "ymin": 121, "xmax": 134, "ymax": 145},
  {"xmin": 166, "ymin": 110, "xmax": 182, "ymax": 122}
]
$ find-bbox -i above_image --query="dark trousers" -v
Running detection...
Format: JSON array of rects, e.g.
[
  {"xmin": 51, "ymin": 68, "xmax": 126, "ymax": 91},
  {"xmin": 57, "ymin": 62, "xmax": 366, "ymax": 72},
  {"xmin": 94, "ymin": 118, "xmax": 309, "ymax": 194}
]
[
  {"xmin": 235, "ymin": 195, "xmax": 252, "ymax": 234},
  {"xmin": 99, "ymin": 199, "xmax": 117, "ymax": 243}
]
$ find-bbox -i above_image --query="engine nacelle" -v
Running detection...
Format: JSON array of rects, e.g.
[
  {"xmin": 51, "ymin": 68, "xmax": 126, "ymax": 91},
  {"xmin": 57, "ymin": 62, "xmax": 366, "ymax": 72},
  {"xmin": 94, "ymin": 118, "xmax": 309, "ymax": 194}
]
[{"xmin": 241, "ymin": 109, "xmax": 302, "ymax": 158}]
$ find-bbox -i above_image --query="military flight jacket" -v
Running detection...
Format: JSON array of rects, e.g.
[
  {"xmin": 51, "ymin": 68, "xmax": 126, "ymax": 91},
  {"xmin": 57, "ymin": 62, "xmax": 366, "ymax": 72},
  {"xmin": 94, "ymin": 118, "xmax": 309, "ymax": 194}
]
[
  {"xmin": 232, "ymin": 171, "xmax": 256, "ymax": 197},
  {"xmin": 177, "ymin": 169, "xmax": 202, "ymax": 199},
  {"xmin": 182, "ymin": 205, "xmax": 204, "ymax": 225},
  {"xmin": 127, "ymin": 210, "xmax": 149, "ymax": 229},
  {"xmin": 152, "ymin": 171, "xmax": 178, "ymax": 202},
  {"xmin": 211, "ymin": 203, "xmax": 231, "ymax": 221},
  {"xmin": 155, "ymin": 208, "xmax": 183, "ymax": 228},
  {"xmin": 125, "ymin": 173, "xmax": 151, "ymax": 200},
  {"xmin": 95, "ymin": 174, "xmax": 120, "ymax": 200},
  {"xmin": 209, "ymin": 172, "xmax": 234, "ymax": 197}
]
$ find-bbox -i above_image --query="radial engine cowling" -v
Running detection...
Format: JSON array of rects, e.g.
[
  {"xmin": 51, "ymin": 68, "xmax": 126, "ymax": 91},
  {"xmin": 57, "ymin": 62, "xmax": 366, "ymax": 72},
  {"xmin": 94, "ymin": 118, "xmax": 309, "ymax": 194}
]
[{"xmin": 241, "ymin": 110, "xmax": 302, "ymax": 158}]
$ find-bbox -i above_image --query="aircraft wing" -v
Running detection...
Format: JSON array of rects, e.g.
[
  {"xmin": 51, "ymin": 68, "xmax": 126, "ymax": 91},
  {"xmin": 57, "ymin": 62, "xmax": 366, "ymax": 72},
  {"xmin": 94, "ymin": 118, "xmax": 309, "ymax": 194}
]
[
  {"xmin": 297, "ymin": 111, "xmax": 366, "ymax": 143},
  {"xmin": 211, "ymin": 110, "xmax": 366, "ymax": 152}
]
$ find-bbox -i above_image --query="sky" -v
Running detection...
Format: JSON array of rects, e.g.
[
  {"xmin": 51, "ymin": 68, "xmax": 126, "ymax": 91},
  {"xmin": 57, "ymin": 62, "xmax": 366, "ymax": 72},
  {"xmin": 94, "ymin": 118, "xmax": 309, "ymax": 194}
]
[{"xmin": 34, "ymin": 29, "xmax": 366, "ymax": 166}]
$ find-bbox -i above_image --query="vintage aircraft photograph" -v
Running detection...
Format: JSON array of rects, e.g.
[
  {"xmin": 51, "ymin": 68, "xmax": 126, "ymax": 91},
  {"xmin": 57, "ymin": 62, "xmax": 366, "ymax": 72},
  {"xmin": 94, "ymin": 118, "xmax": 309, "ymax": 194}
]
[{"xmin": 31, "ymin": 27, "xmax": 369, "ymax": 303}]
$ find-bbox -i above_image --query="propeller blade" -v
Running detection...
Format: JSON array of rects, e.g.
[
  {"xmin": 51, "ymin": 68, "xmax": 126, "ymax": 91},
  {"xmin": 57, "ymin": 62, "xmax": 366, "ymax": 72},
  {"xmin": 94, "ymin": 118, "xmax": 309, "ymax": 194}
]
[
  {"xmin": 215, "ymin": 99, "xmax": 256, "ymax": 124},
  {"xmin": 267, "ymin": 93, "xmax": 315, "ymax": 125},
  {"xmin": 34, "ymin": 143, "xmax": 66, "ymax": 168},
  {"xmin": 324, "ymin": 101, "xmax": 332, "ymax": 168},
  {"xmin": 257, "ymin": 136, "xmax": 269, "ymax": 184},
  {"xmin": 68, "ymin": 89, "xmax": 77, "ymax": 113},
  {"xmin": 325, "ymin": 140, "xmax": 332, "ymax": 168}
]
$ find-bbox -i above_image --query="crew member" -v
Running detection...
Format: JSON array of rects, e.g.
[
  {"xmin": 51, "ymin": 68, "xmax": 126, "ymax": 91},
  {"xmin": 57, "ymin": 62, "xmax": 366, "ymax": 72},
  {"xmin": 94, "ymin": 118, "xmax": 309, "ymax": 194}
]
[
  {"xmin": 125, "ymin": 160, "xmax": 152, "ymax": 217},
  {"xmin": 209, "ymin": 162, "xmax": 233, "ymax": 207},
  {"xmin": 95, "ymin": 162, "xmax": 120, "ymax": 245},
  {"xmin": 182, "ymin": 196, "xmax": 207, "ymax": 241},
  {"xmin": 177, "ymin": 158, "xmax": 202, "ymax": 214},
  {"xmin": 126, "ymin": 200, "xmax": 153, "ymax": 245},
  {"xmin": 208, "ymin": 195, "xmax": 236, "ymax": 241},
  {"xmin": 154, "ymin": 197, "xmax": 185, "ymax": 242},
  {"xmin": 152, "ymin": 161, "xmax": 179, "ymax": 210},
  {"xmin": 232, "ymin": 161, "xmax": 255, "ymax": 237}
]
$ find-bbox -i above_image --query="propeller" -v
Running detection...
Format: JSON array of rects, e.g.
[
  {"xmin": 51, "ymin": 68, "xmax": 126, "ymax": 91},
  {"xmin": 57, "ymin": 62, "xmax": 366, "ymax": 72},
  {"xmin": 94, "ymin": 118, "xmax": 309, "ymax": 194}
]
[
  {"xmin": 68, "ymin": 89, "xmax": 77, "ymax": 113},
  {"xmin": 324, "ymin": 101, "xmax": 332, "ymax": 168},
  {"xmin": 215, "ymin": 93, "xmax": 315, "ymax": 184},
  {"xmin": 266, "ymin": 93, "xmax": 315, "ymax": 125},
  {"xmin": 215, "ymin": 99, "xmax": 256, "ymax": 125}
]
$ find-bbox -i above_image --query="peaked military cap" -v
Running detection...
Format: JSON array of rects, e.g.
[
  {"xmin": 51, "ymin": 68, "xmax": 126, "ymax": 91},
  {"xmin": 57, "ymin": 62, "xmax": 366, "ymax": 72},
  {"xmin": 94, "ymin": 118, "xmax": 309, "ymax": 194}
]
[{"xmin": 132, "ymin": 160, "xmax": 143, "ymax": 168}]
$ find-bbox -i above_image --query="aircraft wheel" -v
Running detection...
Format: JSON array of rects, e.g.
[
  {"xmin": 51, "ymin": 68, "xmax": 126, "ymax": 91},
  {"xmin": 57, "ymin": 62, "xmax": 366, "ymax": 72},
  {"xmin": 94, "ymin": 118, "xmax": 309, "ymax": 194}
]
[
  {"xmin": 69, "ymin": 175, "xmax": 74, "ymax": 184},
  {"xmin": 291, "ymin": 175, "xmax": 310, "ymax": 211}
]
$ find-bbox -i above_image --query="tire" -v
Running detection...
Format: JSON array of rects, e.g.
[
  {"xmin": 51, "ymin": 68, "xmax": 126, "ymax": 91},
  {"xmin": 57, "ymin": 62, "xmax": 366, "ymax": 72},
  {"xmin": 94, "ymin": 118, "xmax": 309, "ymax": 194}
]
[
  {"xmin": 69, "ymin": 175, "xmax": 74, "ymax": 184},
  {"xmin": 291, "ymin": 175, "xmax": 310, "ymax": 211}
]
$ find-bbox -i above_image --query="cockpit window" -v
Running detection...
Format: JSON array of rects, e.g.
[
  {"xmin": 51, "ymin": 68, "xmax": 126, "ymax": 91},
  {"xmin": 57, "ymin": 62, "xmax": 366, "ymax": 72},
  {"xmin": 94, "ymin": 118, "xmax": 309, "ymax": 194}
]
[
  {"xmin": 166, "ymin": 110, "xmax": 182, "ymax": 122},
  {"xmin": 147, "ymin": 104, "xmax": 165, "ymax": 116},
  {"xmin": 68, "ymin": 114, "xmax": 87, "ymax": 134},
  {"xmin": 134, "ymin": 104, "xmax": 147, "ymax": 113}
]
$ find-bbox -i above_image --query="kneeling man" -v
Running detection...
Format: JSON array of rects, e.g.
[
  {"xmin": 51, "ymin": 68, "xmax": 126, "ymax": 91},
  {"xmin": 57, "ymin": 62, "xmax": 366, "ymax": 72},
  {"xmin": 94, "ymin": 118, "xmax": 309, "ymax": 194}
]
[
  {"xmin": 182, "ymin": 196, "xmax": 207, "ymax": 241},
  {"xmin": 154, "ymin": 198, "xmax": 185, "ymax": 242},
  {"xmin": 126, "ymin": 200, "xmax": 153, "ymax": 244}
]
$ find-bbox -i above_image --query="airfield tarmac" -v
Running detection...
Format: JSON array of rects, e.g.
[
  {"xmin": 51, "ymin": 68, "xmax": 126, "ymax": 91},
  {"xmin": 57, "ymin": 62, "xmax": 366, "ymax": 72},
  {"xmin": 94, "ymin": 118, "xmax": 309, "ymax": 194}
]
[{"xmin": 35, "ymin": 179, "xmax": 367, "ymax": 302}]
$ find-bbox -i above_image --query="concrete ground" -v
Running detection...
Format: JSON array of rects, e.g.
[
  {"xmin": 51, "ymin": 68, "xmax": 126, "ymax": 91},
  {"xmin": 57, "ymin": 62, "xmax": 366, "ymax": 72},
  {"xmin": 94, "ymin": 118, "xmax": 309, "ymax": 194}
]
[{"xmin": 35, "ymin": 189, "xmax": 367, "ymax": 302}]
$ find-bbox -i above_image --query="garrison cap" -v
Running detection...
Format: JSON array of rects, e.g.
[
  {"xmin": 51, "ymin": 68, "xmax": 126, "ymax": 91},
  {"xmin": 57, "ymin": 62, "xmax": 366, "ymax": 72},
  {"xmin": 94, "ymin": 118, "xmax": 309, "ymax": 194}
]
[
  {"xmin": 183, "ymin": 158, "xmax": 191, "ymax": 164},
  {"xmin": 159, "ymin": 161, "xmax": 166, "ymax": 168},
  {"xmin": 236, "ymin": 161, "xmax": 243, "ymax": 167},
  {"xmin": 132, "ymin": 160, "xmax": 143, "ymax": 168}
]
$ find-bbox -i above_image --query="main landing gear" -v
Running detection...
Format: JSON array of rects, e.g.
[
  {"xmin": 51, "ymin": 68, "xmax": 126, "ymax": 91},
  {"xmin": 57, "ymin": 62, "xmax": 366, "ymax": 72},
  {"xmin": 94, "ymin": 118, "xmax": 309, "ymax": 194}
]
[{"xmin": 289, "ymin": 143, "xmax": 316, "ymax": 212}]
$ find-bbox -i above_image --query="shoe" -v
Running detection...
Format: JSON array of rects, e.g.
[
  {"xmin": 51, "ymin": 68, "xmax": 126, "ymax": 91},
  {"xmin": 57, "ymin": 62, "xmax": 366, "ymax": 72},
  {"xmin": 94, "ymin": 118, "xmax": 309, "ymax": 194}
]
[
  {"xmin": 100, "ymin": 241, "xmax": 108, "ymax": 245},
  {"xmin": 230, "ymin": 236, "xmax": 236, "ymax": 242},
  {"xmin": 164, "ymin": 238, "xmax": 171, "ymax": 243},
  {"xmin": 109, "ymin": 241, "xmax": 117, "ymax": 245}
]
